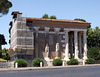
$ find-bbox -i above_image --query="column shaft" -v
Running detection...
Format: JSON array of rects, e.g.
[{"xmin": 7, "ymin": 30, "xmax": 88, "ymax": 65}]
[
  {"xmin": 74, "ymin": 31, "xmax": 79, "ymax": 59},
  {"xmin": 44, "ymin": 27, "xmax": 50, "ymax": 60},
  {"xmin": 45, "ymin": 27, "xmax": 50, "ymax": 45},
  {"xmin": 83, "ymin": 31, "xmax": 87, "ymax": 60},
  {"xmin": 70, "ymin": 34, "xmax": 73, "ymax": 58},
  {"xmin": 54, "ymin": 28, "xmax": 60, "ymax": 58},
  {"xmin": 35, "ymin": 31, "xmax": 38, "ymax": 58},
  {"xmin": 64, "ymin": 30, "xmax": 69, "ymax": 60},
  {"xmin": 79, "ymin": 32, "xmax": 82, "ymax": 59}
]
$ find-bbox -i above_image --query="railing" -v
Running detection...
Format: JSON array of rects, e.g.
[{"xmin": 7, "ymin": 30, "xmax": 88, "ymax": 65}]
[{"xmin": 0, "ymin": 62, "xmax": 14, "ymax": 68}]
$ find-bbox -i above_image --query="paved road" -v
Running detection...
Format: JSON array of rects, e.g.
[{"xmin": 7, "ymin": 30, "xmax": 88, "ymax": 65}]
[{"xmin": 0, "ymin": 66, "xmax": 100, "ymax": 77}]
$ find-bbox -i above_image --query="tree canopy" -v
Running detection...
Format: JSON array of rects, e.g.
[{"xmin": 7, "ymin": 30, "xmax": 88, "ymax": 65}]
[
  {"xmin": 42, "ymin": 14, "xmax": 57, "ymax": 19},
  {"xmin": 0, "ymin": 0, "xmax": 12, "ymax": 17},
  {"xmin": 87, "ymin": 47, "xmax": 100, "ymax": 60},
  {"xmin": 42, "ymin": 14, "xmax": 49, "ymax": 19},
  {"xmin": 0, "ymin": 34, "xmax": 7, "ymax": 49},
  {"xmin": 74, "ymin": 18, "xmax": 86, "ymax": 22},
  {"xmin": 50, "ymin": 15, "xmax": 57, "ymax": 19},
  {"xmin": 87, "ymin": 26, "xmax": 100, "ymax": 48},
  {"xmin": 0, "ymin": 48, "xmax": 10, "ymax": 61}
]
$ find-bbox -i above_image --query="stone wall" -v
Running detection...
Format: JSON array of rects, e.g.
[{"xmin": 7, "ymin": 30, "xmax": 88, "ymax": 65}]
[{"xmin": 9, "ymin": 11, "xmax": 90, "ymax": 61}]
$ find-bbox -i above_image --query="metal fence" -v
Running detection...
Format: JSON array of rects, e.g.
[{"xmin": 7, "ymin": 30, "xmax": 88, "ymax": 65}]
[{"xmin": 0, "ymin": 62, "xmax": 14, "ymax": 68}]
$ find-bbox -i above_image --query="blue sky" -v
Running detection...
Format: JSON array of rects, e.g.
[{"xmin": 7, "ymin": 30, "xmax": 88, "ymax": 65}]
[{"xmin": 0, "ymin": 0, "xmax": 100, "ymax": 48}]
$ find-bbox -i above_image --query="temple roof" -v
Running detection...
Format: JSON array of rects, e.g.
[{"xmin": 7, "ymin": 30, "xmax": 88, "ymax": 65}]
[{"xmin": 26, "ymin": 17, "xmax": 90, "ymax": 24}]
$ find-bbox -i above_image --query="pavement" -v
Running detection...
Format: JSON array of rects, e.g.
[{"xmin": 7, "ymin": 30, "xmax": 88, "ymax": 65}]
[{"xmin": 0, "ymin": 64, "xmax": 100, "ymax": 71}]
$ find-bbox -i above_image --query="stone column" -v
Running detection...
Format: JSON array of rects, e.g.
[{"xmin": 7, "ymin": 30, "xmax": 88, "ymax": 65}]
[
  {"xmin": 34, "ymin": 27, "xmax": 40, "ymax": 58},
  {"xmin": 74, "ymin": 31, "xmax": 79, "ymax": 59},
  {"xmin": 44, "ymin": 27, "xmax": 50, "ymax": 60},
  {"xmin": 45, "ymin": 27, "xmax": 50, "ymax": 44},
  {"xmin": 79, "ymin": 32, "xmax": 82, "ymax": 59},
  {"xmin": 83, "ymin": 30, "xmax": 87, "ymax": 60},
  {"xmin": 54, "ymin": 28, "xmax": 60, "ymax": 58},
  {"xmin": 70, "ymin": 34, "xmax": 73, "ymax": 58},
  {"xmin": 44, "ymin": 44, "xmax": 50, "ymax": 61},
  {"xmin": 64, "ymin": 29, "xmax": 69, "ymax": 61},
  {"xmin": 54, "ymin": 28, "xmax": 60, "ymax": 42},
  {"xmin": 55, "ymin": 43, "xmax": 59, "ymax": 58}
]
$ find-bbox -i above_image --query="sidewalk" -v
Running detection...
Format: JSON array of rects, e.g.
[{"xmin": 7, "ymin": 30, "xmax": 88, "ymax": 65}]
[{"xmin": 0, "ymin": 64, "xmax": 100, "ymax": 71}]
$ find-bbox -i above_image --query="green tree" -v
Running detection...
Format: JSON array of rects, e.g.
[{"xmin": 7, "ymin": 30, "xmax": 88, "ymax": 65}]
[
  {"xmin": 0, "ymin": 50, "xmax": 2, "ymax": 58},
  {"xmin": 0, "ymin": 34, "xmax": 7, "ymax": 50},
  {"xmin": 0, "ymin": 48, "xmax": 10, "ymax": 61},
  {"xmin": 42, "ymin": 14, "xmax": 49, "ymax": 19},
  {"xmin": 2, "ymin": 48, "xmax": 8, "ymax": 58},
  {"xmin": 0, "ymin": 0, "xmax": 12, "ymax": 17},
  {"xmin": 87, "ymin": 26, "xmax": 100, "ymax": 48},
  {"xmin": 50, "ymin": 15, "xmax": 57, "ymax": 19},
  {"xmin": 87, "ymin": 47, "xmax": 100, "ymax": 60},
  {"xmin": 42, "ymin": 14, "xmax": 57, "ymax": 19},
  {"xmin": 74, "ymin": 18, "xmax": 86, "ymax": 22}
]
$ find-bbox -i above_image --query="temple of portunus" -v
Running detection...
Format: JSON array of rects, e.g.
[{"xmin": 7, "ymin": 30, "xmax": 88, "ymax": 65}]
[{"xmin": 8, "ymin": 11, "xmax": 90, "ymax": 64}]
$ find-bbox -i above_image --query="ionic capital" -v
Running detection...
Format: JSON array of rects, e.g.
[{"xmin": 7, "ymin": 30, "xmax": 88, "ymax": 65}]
[
  {"xmin": 54, "ymin": 28, "xmax": 61, "ymax": 32},
  {"xmin": 34, "ymin": 27, "xmax": 40, "ymax": 31},
  {"xmin": 64, "ymin": 28, "xmax": 69, "ymax": 32},
  {"xmin": 74, "ymin": 30, "xmax": 78, "ymax": 33},
  {"xmin": 83, "ymin": 30, "xmax": 87, "ymax": 33},
  {"xmin": 45, "ymin": 27, "xmax": 50, "ymax": 31}
]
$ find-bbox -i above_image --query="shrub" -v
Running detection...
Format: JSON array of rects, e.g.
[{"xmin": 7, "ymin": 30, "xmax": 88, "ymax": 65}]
[
  {"xmin": 32, "ymin": 58, "xmax": 44, "ymax": 67},
  {"xmin": 14, "ymin": 59, "xmax": 28, "ymax": 67},
  {"xmin": 67, "ymin": 58, "xmax": 79, "ymax": 65},
  {"xmin": 85, "ymin": 58, "xmax": 95, "ymax": 64},
  {"xmin": 53, "ymin": 58, "xmax": 63, "ymax": 66},
  {"xmin": 87, "ymin": 47, "xmax": 100, "ymax": 60}
]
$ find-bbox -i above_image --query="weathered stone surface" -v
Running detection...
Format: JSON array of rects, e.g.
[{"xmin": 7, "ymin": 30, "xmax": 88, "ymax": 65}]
[{"xmin": 9, "ymin": 11, "xmax": 90, "ymax": 62}]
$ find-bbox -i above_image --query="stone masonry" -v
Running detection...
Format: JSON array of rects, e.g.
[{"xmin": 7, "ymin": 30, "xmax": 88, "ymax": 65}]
[{"xmin": 8, "ymin": 11, "xmax": 90, "ymax": 63}]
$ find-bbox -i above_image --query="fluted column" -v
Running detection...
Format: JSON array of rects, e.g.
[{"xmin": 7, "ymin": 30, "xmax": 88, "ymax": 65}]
[
  {"xmin": 45, "ymin": 27, "xmax": 50, "ymax": 44},
  {"xmin": 79, "ymin": 32, "xmax": 82, "ymax": 59},
  {"xmin": 64, "ymin": 29, "xmax": 69, "ymax": 61},
  {"xmin": 74, "ymin": 31, "xmax": 79, "ymax": 59},
  {"xmin": 54, "ymin": 28, "xmax": 60, "ymax": 58},
  {"xmin": 54, "ymin": 28, "xmax": 60, "ymax": 43},
  {"xmin": 44, "ymin": 27, "xmax": 50, "ymax": 60},
  {"xmin": 83, "ymin": 30, "xmax": 87, "ymax": 60},
  {"xmin": 70, "ymin": 34, "xmax": 73, "ymax": 58}
]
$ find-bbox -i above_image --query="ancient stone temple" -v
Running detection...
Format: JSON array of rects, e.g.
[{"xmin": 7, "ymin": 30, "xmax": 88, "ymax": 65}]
[{"xmin": 8, "ymin": 11, "xmax": 90, "ymax": 63}]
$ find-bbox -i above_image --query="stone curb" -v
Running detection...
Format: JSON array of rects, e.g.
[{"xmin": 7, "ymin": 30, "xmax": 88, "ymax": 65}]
[{"xmin": 0, "ymin": 64, "xmax": 100, "ymax": 71}]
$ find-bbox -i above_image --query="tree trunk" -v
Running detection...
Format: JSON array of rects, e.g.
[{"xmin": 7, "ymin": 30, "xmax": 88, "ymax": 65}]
[{"xmin": 0, "ymin": 44, "xmax": 2, "ymax": 50}]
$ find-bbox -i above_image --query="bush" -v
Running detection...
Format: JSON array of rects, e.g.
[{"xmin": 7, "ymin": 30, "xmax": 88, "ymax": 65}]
[
  {"xmin": 53, "ymin": 58, "xmax": 63, "ymax": 66},
  {"xmin": 14, "ymin": 59, "xmax": 28, "ymax": 67},
  {"xmin": 32, "ymin": 58, "xmax": 44, "ymax": 67},
  {"xmin": 87, "ymin": 47, "xmax": 100, "ymax": 60},
  {"xmin": 85, "ymin": 58, "xmax": 95, "ymax": 64},
  {"xmin": 67, "ymin": 58, "xmax": 79, "ymax": 65}
]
